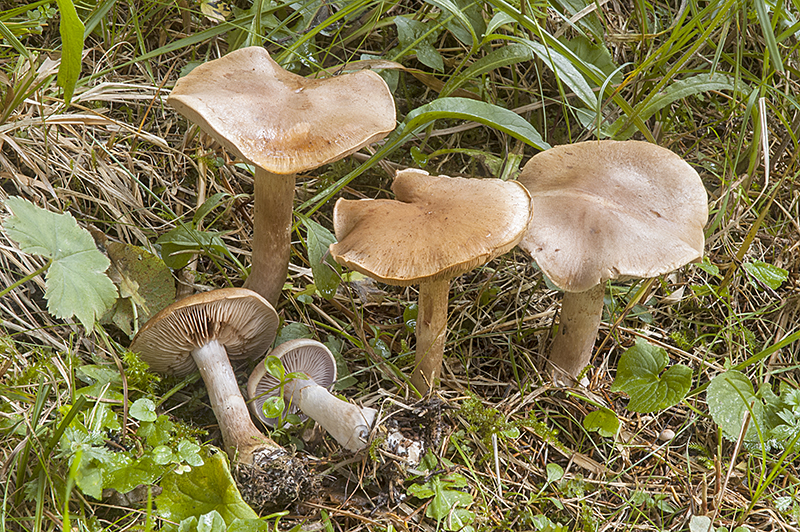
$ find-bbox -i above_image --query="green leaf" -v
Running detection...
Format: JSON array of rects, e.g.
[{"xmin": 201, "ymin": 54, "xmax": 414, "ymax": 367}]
[
  {"xmin": 261, "ymin": 396, "xmax": 285, "ymax": 419},
  {"xmin": 130, "ymin": 398, "xmax": 157, "ymax": 422},
  {"xmin": 102, "ymin": 241, "xmax": 176, "ymax": 337},
  {"xmin": 609, "ymin": 74, "xmax": 739, "ymax": 139},
  {"xmin": 3, "ymin": 197, "xmax": 118, "ymax": 330},
  {"xmin": 156, "ymin": 450, "xmax": 258, "ymax": 524},
  {"xmin": 302, "ymin": 219, "xmax": 341, "ymax": 300},
  {"xmin": 583, "ymin": 407, "xmax": 619, "ymax": 438},
  {"xmin": 177, "ymin": 440, "xmax": 204, "ymax": 467},
  {"xmin": 706, "ymin": 370, "xmax": 778, "ymax": 442},
  {"xmin": 398, "ymin": 97, "xmax": 550, "ymax": 150},
  {"xmin": 395, "ymin": 16, "xmax": 443, "ymax": 71},
  {"xmin": 156, "ymin": 225, "xmax": 231, "ymax": 270},
  {"xmin": 55, "ymin": 0, "xmax": 85, "ymax": 104},
  {"xmin": 262, "ymin": 355, "xmax": 286, "ymax": 381},
  {"xmin": 517, "ymin": 38, "xmax": 597, "ymax": 109},
  {"xmin": 427, "ymin": 477, "xmax": 473, "ymax": 521},
  {"xmin": 610, "ymin": 338, "xmax": 692, "ymax": 413},
  {"xmin": 426, "ymin": 0, "xmax": 479, "ymax": 49},
  {"xmin": 274, "ymin": 323, "xmax": 313, "ymax": 346},
  {"xmin": 742, "ymin": 260, "xmax": 788, "ymax": 289},
  {"xmin": 103, "ymin": 455, "xmax": 161, "ymax": 494},
  {"xmin": 545, "ymin": 463, "xmax": 564, "ymax": 484},
  {"xmin": 441, "ymin": 43, "xmax": 534, "ymax": 97}
]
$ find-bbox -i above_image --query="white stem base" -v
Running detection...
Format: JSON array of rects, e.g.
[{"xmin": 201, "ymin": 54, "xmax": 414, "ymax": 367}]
[{"xmin": 286, "ymin": 380, "xmax": 377, "ymax": 452}]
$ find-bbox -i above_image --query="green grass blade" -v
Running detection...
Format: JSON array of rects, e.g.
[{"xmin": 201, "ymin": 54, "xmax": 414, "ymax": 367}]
[
  {"xmin": 54, "ymin": 0, "xmax": 85, "ymax": 105},
  {"xmin": 0, "ymin": 19, "xmax": 33, "ymax": 61},
  {"xmin": 440, "ymin": 43, "xmax": 533, "ymax": 97},
  {"xmin": 83, "ymin": 0, "xmax": 116, "ymax": 40},
  {"xmin": 754, "ymin": 0, "xmax": 784, "ymax": 73}
]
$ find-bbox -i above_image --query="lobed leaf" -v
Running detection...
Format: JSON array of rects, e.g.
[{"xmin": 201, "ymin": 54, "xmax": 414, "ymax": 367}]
[{"xmin": 3, "ymin": 197, "xmax": 118, "ymax": 331}]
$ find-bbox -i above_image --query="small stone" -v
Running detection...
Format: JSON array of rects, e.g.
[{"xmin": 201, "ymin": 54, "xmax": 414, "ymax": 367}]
[{"xmin": 658, "ymin": 428, "xmax": 675, "ymax": 441}]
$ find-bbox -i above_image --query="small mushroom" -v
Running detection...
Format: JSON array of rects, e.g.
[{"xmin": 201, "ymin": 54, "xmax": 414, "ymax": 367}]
[
  {"xmin": 168, "ymin": 47, "xmax": 396, "ymax": 306},
  {"xmin": 130, "ymin": 287, "xmax": 280, "ymax": 463},
  {"xmin": 517, "ymin": 140, "xmax": 708, "ymax": 382},
  {"xmin": 248, "ymin": 339, "xmax": 377, "ymax": 452},
  {"xmin": 330, "ymin": 169, "xmax": 532, "ymax": 393}
]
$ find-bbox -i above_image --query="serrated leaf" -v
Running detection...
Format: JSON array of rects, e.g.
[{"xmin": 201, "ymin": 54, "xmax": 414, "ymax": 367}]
[
  {"xmin": 610, "ymin": 338, "xmax": 692, "ymax": 413},
  {"xmin": 707, "ymin": 370, "xmax": 777, "ymax": 442},
  {"xmin": 742, "ymin": 260, "xmax": 788, "ymax": 289},
  {"xmin": 156, "ymin": 450, "xmax": 257, "ymax": 524},
  {"xmin": 55, "ymin": 0, "xmax": 85, "ymax": 105},
  {"xmin": 130, "ymin": 398, "xmax": 157, "ymax": 422},
  {"xmin": 398, "ymin": 97, "xmax": 550, "ymax": 150},
  {"xmin": 302, "ymin": 219, "xmax": 341, "ymax": 300},
  {"xmin": 583, "ymin": 407, "xmax": 619, "ymax": 438},
  {"xmin": 3, "ymin": 197, "xmax": 118, "ymax": 330}
]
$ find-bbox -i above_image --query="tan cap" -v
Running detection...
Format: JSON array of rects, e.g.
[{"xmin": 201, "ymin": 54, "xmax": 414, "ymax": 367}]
[
  {"xmin": 518, "ymin": 140, "xmax": 708, "ymax": 293},
  {"xmin": 168, "ymin": 47, "xmax": 396, "ymax": 175},
  {"xmin": 130, "ymin": 287, "xmax": 279, "ymax": 377},
  {"xmin": 330, "ymin": 169, "xmax": 532, "ymax": 285}
]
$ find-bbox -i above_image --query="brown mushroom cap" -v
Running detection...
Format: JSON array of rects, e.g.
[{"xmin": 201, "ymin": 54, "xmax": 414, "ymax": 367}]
[
  {"xmin": 130, "ymin": 287, "xmax": 279, "ymax": 377},
  {"xmin": 330, "ymin": 169, "xmax": 532, "ymax": 285},
  {"xmin": 167, "ymin": 47, "xmax": 396, "ymax": 175},
  {"xmin": 518, "ymin": 140, "xmax": 708, "ymax": 293},
  {"xmin": 247, "ymin": 338, "xmax": 337, "ymax": 426}
]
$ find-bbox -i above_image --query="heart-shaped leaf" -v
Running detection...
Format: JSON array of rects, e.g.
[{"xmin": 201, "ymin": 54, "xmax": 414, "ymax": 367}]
[{"xmin": 610, "ymin": 338, "xmax": 692, "ymax": 412}]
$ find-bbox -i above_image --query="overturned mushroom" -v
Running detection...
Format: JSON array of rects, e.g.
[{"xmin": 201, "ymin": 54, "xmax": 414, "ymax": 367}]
[
  {"xmin": 248, "ymin": 339, "xmax": 377, "ymax": 452},
  {"xmin": 130, "ymin": 288, "xmax": 280, "ymax": 461},
  {"xmin": 330, "ymin": 169, "xmax": 532, "ymax": 393},
  {"xmin": 517, "ymin": 140, "xmax": 708, "ymax": 381},
  {"xmin": 168, "ymin": 47, "xmax": 396, "ymax": 306}
]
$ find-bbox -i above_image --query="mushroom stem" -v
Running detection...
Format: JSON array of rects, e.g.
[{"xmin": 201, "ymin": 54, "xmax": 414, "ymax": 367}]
[
  {"xmin": 243, "ymin": 168, "xmax": 295, "ymax": 306},
  {"xmin": 548, "ymin": 283, "xmax": 605, "ymax": 381},
  {"xmin": 412, "ymin": 278, "xmax": 450, "ymax": 394},
  {"xmin": 285, "ymin": 379, "xmax": 377, "ymax": 452},
  {"xmin": 193, "ymin": 339, "xmax": 282, "ymax": 463}
]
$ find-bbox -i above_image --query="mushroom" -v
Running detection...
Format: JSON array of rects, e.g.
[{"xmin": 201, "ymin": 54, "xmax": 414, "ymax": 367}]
[
  {"xmin": 517, "ymin": 140, "xmax": 708, "ymax": 381},
  {"xmin": 248, "ymin": 339, "xmax": 377, "ymax": 452},
  {"xmin": 130, "ymin": 287, "xmax": 280, "ymax": 464},
  {"xmin": 167, "ymin": 47, "xmax": 396, "ymax": 306},
  {"xmin": 329, "ymin": 169, "xmax": 532, "ymax": 393}
]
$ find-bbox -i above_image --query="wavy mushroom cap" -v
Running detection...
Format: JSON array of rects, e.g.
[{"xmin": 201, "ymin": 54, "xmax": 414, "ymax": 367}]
[
  {"xmin": 130, "ymin": 287, "xmax": 279, "ymax": 377},
  {"xmin": 518, "ymin": 140, "xmax": 709, "ymax": 293},
  {"xmin": 330, "ymin": 169, "xmax": 533, "ymax": 285},
  {"xmin": 247, "ymin": 339, "xmax": 337, "ymax": 426},
  {"xmin": 167, "ymin": 47, "xmax": 396, "ymax": 175}
]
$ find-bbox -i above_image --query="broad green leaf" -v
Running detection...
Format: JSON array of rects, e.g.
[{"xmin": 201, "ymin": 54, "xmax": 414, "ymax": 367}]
[
  {"xmin": 518, "ymin": 38, "xmax": 597, "ymax": 109},
  {"xmin": 177, "ymin": 440, "xmax": 204, "ymax": 467},
  {"xmin": 156, "ymin": 225, "xmax": 231, "ymax": 269},
  {"xmin": 706, "ymin": 370, "xmax": 776, "ymax": 442},
  {"xmin": 610, "ymin": 338, "xmax": 692, "ymax": 413},
  {"xmin": 104, "ymin": 454, "xmax": 161, "ymax": 494},
  {"xmin": 559, "ymin": 36, "xmax": 621, "ymax": 86},
  {"xmin": 583, "ymin": 407, "xmax": 619, "ymax": 438},
  {"xmin": 426, "ymin": 0, "xmax": 479, "ymax": 49},
  {"xmin": 395, "ymin": 16, "xmax": 443, "ymax": 71},
  {"xmin": 261, "ymin": 396, "xmax": 285, "ymax": 419},
  {"xmin": 446, "ymin": 508, "xmax": 476, "ymax": 531},
  {"xmin": 545, "ymin": 463, "xmax": 564, "ymax": 484},
  {"xmin": 609, "ymin": 74, "xmax": 739, "ymax": 139},
  {"xmin": 130, "ymin": 398, "xmax": 157, "ymax": 422},
  {"xmin": 156, "ymin": 450, "xmax": 258, "ymax": 524},
  {"xmin": 484, "ymin": 11, "xmax": 516, "ymax": 39},
  {"xmin": 102, "ymin": 241, "xmax": 175, "ymax": 337},
  {"xmin": 262, "ymin": 355, "xmax": 286, "ymax": 381},
  {"xmin": 197, "ymin": 511, "xmax": 226, "ymax": 532},
  {"xmin": 742, "ymin": 260, "xmax": 788, "ymax": 289},
  {"xmin": 302, "ymin": 218, "xmax": 341, "ymax": 300},
  {"xmin": 441, "ymin": 43, "xmax": 534, "ymax": 97},
  {"xmin": 427, "ymin": 477, "xmax": 473, "ymax": 521},
  {"xmin": 3, "ymin": 197, "xmax": 117, "ymax": 330},
  {"xmin": 407, "ymin": 482, "xmax": 436, "ymax": 500},
  {"xmin": 274, "ymin": 323, "xmax": 313, "ymax": 346},
  {"xmin": 398, "ymin": 97, "xmax": 550, "ymax": 150},
  {"xmin": 55, "ymin": 0, "xmax": 85, "ymax": 104}
]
